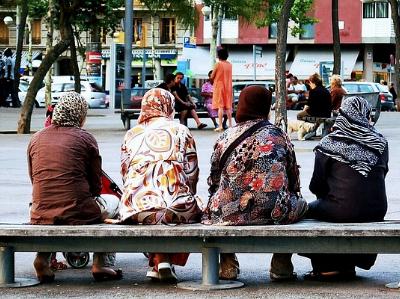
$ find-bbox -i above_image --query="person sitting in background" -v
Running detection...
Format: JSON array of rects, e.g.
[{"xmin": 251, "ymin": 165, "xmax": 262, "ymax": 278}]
[
  {"xmin": 302, "ymin": 95, "xmax": 388, "ymax": 281},
  {"xmin": 201, "ymin": 70, "xmax": 227, "ymax": 129},
  {"xmin": 287, "ymin": 76, "xmax": 307, "ymax": 109},
  {"xmin": 117, "ymin": 88, "xmax": 204, "ymax": 282},
  {"xmin": 330, "ymin": 74, "xmax": 346, "ymax": 114},
  {"xmin": 203, "ymin": 86, "xmax": 308, "ymax": 282},
  {"xmin": 28, "ymin": 92, "xmax": 122, "ymax": 283},
  {"xmin": 296, "ymin": 73, "xmax": 332, "ymax": 139},
  {"xmin": 157, "ymin": 73, "xmax": 176, "ymax": 92},
  {"xmin": 171, "ymin": 72, "xmax": 207, "ymax": 129}
]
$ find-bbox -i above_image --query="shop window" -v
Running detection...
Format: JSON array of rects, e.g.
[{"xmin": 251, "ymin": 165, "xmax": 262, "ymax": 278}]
[
  {"xmin": 376, "ymin": 2, "xmax": 388, "ymax": 18},
  {"xmin": 363, "ymin": 3, "xmax": 375, "ymax": 18},
  {"xmin": 269, "ymin": 23, "xmax": 277, "ymax": 39},
  {"xmin": 300, "ymin": 23, "xmax": 315, "ymax": 39},
  {"xmin": 0, "ymin": 19, "xmax": 9, "ymax": 44},
  {"xmin": 160, "ymin": 18, "xmax": 175, "ymax": 44},
  {"xmin": 32, "ymin": 19, "xmax": 41, "ymax": 44},
  {"xmin": 133, "ymin": 18, "xmax": 145, "ymax": 46}
]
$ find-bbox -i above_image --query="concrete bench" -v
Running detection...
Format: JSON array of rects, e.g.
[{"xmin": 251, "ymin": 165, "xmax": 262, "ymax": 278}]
[{"xmin": 1, "ymin": 220, "xmax": 400, "ymax": 289}]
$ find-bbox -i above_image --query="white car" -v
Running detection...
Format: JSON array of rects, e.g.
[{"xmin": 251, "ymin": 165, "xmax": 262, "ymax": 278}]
[{"xmin": 36, "ymin": 81, "xmax": 107, "ymax": 108}]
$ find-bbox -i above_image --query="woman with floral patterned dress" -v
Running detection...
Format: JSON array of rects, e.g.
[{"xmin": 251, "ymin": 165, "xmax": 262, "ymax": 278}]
[
  {"xmin": 118, "ymin": 88, "xmax": 204, "ymax": 282},
  {"xmin": 203, "ymin": 85, "xmax": 308, "ymax": 281}
]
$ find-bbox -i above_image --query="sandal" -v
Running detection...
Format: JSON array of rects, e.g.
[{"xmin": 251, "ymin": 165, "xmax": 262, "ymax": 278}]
[
  {"xmin": 34, "ymin": 254, "xmax": 55, "ymax": 284},
  {"xmin": 92, "ymin": 268, "xmax": 123, "ymax": 282},
  {"xmin": 270, "ymin": 271, "xmax": 297, "ymax": 282},
  {"xmin": 304, "ymin": 270, "xmax": 356, "ymax": 281},
  {"xmin": 198, "ymin": 123, "xmax": 207, "ymax": 129}
]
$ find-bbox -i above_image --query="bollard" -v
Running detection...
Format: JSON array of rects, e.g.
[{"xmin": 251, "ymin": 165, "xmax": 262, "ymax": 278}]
[
  {"xmin": 0, "ymin": 246, "xmax": 39, "ymax": 287},
  {"xmin": 0, "ymin": 246, "xmax": 14, "ymax": 284}
]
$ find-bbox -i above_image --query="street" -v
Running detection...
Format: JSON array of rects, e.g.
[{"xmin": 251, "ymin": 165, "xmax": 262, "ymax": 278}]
[{"xmin": 0, "ymin": 107, "xmax": 400, "ymax": 298}]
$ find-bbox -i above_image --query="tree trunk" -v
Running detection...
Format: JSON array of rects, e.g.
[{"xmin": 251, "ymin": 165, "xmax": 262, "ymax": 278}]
[
  {"xmin": 14, "ymin": 1, "xmax": 29, "ymax": 100},
  {"xmin": 44, "ymin": 0, "xmax": 55, "ymax": 108},
  {"xmin": 17, "ymin": 4, "xmax": 75, "ymax": 134},
  {"xmin": 332, "ymin": 0, "xmax": 341, "ymax": 75},
  {"xmin": 210, "ymin": 4, "xmax": 219, "ymax": 67},
  {"xmin": 151, "ymin": 15, "xmax": 157, "ymax": 80},
  {"xmin": 389, "ymin": 0, "xmax": 400, "ymax": 111},
  {"xmin": 274, "ymin": 0, "xmax": 295, "ymax": 130},
  {"xmin": 69, "ymin": 25, "xmax": 81, "ymax": 93},
  {"xmin": 27, "ymin": 17, "xmax": 32, "ymax": 76}
]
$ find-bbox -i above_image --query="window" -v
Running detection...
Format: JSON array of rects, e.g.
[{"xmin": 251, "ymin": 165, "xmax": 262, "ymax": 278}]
[
  {"xmin": 32, "ymin": 19, "xmax": 41, "ymax": 44},
  {"xmin": 160, "ymin": 18, "xmax": 175, "ymax": 44},
  {"xmin": 269, "ymin": 23, "xmax": 277, "ymax": 39},
  {"xmin": 376, "ymin": 2, "xmax": 389, "ymax": 18},
  {"xmin": 0, "ymin": 19, "xmax": 9, "ymax": 44},
  {"xmin": 133, "ymin": 18, "xmax": 143, "ymax": 45},
  {"xmin": 300, "ymin": 23, "xmax": 315, "ymax": 39},
  {"xmin": 363, "ymin": 3, "xmax": 375, "ymax": 18}
]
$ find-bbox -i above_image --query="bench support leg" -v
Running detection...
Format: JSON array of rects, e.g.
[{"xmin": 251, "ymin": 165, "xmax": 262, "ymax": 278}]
[
  {"xmin": 0, "ymin": 246, "xmax": 39, "ymax": 288},
  {"xmin": 177, "ymin": 248, "xmax": 244, "ymax": 291}
]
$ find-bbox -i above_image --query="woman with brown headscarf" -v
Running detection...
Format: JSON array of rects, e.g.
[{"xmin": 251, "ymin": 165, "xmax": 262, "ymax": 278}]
[{"xmin": 203, "ymin": 86, "xmax": 308, "ymax": 282}]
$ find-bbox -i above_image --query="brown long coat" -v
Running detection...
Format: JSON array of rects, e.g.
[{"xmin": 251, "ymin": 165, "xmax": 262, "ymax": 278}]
[{"xmin": 28, "ymin": 125, "xmax": 102, "ymax": 225}]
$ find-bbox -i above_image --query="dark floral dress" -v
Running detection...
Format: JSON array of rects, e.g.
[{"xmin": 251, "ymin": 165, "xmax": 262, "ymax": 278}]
[{"xmin": 203, "ymin": 119, "xmax": 305, "ymax": 225}]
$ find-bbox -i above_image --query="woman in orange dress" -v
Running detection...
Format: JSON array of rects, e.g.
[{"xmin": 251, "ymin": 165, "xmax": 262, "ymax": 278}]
[{"xmin": 211, "ymin": 47, "xmax": 233, "ymax": 132}]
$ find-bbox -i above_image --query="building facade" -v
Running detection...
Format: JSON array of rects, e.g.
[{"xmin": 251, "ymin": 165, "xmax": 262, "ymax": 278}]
[{"xmin": 191, "ymin": 0, "xmax": 396, "ymax": 83}]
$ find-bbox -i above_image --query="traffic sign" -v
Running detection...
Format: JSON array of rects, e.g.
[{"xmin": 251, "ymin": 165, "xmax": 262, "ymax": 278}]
[{"xmin": 184, "ymin": 36, "xmax": 196, "ymax": 48}]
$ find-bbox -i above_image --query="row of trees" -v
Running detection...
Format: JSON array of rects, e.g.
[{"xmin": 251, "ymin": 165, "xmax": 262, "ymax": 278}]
[{"xmin": 15, "ymin": 0, "xmax": 400, "ymax": 133}]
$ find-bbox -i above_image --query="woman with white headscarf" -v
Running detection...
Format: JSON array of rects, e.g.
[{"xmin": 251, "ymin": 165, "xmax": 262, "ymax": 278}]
[
  {"xmin": 302, "ymin": 95, "xmax": 389, "ymax": 281},
  {"xmin": 118, "ymin": 88, "xmax": 204, "ymax": 282}
]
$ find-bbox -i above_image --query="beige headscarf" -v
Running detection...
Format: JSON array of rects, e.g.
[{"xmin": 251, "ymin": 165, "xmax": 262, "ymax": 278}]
[{"xmin": 52, "ymin": 92, "xmax": 88, "ymax": 127}]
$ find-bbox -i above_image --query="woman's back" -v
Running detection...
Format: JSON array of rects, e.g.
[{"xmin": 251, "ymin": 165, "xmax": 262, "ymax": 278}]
[{"xmin": 205, "ymin": 120, "xmax": 300, "ymax": 225}]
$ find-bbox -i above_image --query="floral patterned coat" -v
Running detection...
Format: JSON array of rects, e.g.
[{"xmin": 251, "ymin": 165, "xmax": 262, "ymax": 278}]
[
  {"xmin": 203, "ymin": 119, "xmax": 303, "ymax": 225},
  {"xmin": 118, "ymin": 88, "xmax": 203, "ymax": 224}
]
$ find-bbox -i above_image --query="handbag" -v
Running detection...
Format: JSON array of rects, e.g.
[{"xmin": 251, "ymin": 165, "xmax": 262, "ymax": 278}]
[{"xmin": 218, "ymin": 119, "xmax": 270, "ymax": 172}]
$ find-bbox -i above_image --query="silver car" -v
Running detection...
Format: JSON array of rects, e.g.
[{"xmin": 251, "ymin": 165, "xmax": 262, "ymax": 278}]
[{"xmin": 36, "ymin": 81, "xmax": 107, "ymax": 108}]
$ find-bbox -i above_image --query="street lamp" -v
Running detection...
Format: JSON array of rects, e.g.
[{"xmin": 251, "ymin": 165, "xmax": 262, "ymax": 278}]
[{"xmin": 3, "ymin": 16, "xmax": 14, "ymax": 26}]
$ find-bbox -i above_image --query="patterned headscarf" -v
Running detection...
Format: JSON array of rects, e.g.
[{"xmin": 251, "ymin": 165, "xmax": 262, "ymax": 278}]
[
  {"xmin": 138, "ymin": 88, "xmax": 175, "ymax": 124},
  {"xmin": 52, "ymin": 92, "xmax": 88, "ymax": 128},
  {"xmin": 315, "ymin": 96, "xmax": 387, "ymax": 177}
]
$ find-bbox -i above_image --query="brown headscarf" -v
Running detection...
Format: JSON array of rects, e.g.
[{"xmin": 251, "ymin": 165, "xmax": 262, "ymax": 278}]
[
  {"xmin": 235, "ymin": 85, "xmax": 272, "ymax": 123},
  {"xmin": 138, "ymin": 88, "xmax": 175, "ymax": 124}
]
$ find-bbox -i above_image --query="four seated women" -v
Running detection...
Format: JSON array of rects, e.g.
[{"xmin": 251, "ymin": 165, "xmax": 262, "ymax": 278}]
[{"xmin": 29, "ymin": 88, "xmax": 389, "ymax": 284}]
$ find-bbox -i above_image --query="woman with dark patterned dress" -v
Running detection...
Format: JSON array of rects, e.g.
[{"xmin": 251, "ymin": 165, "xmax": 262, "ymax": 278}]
[{"xmin": 203, "ymin": 86, "xmax": 308, "ymax": 281}]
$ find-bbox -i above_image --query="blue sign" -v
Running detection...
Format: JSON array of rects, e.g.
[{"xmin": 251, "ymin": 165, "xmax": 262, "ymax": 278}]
[{"xmin": 183, "ymin": 37, "xmax": 196, "ymax": 48}]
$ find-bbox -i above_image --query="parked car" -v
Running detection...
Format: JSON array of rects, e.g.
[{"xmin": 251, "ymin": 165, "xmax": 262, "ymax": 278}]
[
  {"xmin": 342, "ymin": 82, "xmax": 395, "ymax": 111},
  {"xmin": 36, "ymin": 81, "xmax": 107, "ymax": 108},
  {"xmin": 4, "ymin": 78, "xmax": 33, "ymax": 107},
  {"xmin": 232, "ymin": 81, "xmax": 276, "ymax": 109}
]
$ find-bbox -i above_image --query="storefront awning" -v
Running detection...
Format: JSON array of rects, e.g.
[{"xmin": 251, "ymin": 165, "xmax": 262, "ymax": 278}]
[
  {"xmin": 289, "ymin": 50, "xmax": 359, "ymax": 80},
  {"xmin": 12, "ymin": 51, "xmax": 42, "ymax": 68},
  {"xmin": 183, "ymin": 46, "xmax": 287, "ymax": 80}
]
